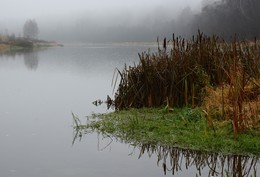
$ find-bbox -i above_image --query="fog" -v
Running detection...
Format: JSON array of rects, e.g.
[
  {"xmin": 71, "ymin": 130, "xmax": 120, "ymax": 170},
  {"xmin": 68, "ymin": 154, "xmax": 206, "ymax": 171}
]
[{"xmin": 1, "ymin": 0, "xmax": 259, "ymax": 42}]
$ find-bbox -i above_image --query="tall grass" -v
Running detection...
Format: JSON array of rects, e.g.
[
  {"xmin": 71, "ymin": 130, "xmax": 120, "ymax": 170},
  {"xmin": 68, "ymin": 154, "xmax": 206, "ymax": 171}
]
[{"xmin": 113, "ymin": 31, "xmax": 260, "ymax": 135}]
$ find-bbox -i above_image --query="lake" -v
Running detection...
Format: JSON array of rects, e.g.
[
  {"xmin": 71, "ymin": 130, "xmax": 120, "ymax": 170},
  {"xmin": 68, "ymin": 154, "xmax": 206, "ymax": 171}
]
[{"xmin": 0, "ymin": 45, "xmax": 259, "ymax": 177}]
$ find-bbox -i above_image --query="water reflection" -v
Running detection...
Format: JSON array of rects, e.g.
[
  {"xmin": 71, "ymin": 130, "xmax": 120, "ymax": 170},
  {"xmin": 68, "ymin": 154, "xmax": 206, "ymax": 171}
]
[
  {"xmin": 0, "ymin": 49, "xmax": 40, "ymax": 70},
  {"xmin": 73, "ymin": 130, "xmax": 259, "ymax": 177},
  {"xmin": 136, "ymin": 144, "xmax": 258, "ymax": 177},
  {"xmin": 23, "ymin": 50, "xmax": 39, "ymax": 70},
  {"xmin": 0, "ymin": 50, "xmax": 20, "ymax": 58}
]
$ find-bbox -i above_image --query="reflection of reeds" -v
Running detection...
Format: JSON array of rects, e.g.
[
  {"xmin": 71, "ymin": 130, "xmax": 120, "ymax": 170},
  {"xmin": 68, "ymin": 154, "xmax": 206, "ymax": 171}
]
[
  {"xmin": 114, "ymin": 31, "xmax": 260, "ymax": 135},
  {"xmin": 72, "ymin": 126, "xmax": 259, "ymax": 176},
  {"xmin": 137, "ymin": 144, "xmax": 259, "ymax": 177}
]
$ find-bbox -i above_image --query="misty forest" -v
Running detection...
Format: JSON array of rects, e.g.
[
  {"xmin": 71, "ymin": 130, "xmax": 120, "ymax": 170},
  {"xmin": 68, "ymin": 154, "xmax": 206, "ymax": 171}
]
[
  {"xmin": 0, "ymin": 0, "xmax": 259, "ymax": 177},
  {"xmin": 191, "ymin": 0, "xmax": 260, "ymax": 39},
  {"xmin": 0, "ymin": 0, "xmax": 260, "ymax": 42},
  {"xmin": 44, "ymin": 0, "xmax": 260, "ymax": 41}
]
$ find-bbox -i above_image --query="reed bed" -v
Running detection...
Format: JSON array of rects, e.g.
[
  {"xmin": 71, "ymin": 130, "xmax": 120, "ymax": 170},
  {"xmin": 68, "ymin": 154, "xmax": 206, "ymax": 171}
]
[{"xmin": 113, "ymin": 32, "xmax": 260, "ymax": 135}]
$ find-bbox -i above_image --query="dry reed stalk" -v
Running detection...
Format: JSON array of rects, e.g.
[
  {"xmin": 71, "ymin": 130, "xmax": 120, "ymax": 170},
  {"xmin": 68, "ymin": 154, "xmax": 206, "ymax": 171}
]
[{"xmin": 113, "ymin": 32, "xmax": 260, "ymax": 135}]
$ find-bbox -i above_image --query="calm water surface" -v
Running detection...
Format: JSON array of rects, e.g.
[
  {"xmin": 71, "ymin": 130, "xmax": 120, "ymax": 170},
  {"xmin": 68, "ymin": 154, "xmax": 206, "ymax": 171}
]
[{"xmin": 0, "ymin": 45, "xmax": 258, "ymax": 177}]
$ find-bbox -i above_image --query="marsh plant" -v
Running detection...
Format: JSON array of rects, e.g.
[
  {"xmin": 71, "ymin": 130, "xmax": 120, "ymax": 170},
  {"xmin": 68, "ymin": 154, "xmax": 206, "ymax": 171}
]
[{"xmin": 113, "ymin": 31, "xmax": 260, "ymax": 136}]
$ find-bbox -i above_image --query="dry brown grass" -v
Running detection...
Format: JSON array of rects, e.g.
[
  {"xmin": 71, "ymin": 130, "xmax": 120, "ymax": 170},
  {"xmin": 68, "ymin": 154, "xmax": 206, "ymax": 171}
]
[
  {"xmin": 0, "ymin": 44, "xmax": 9, "ymax": 52},
  {"xmin": 202, "ymin": 80, "xmax": 260, "ymax": 130}
]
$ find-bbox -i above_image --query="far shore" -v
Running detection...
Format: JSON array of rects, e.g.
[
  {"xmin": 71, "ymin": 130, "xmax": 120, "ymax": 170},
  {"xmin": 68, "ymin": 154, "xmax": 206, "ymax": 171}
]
[{"xmin": 0, "ymin": 37, "xmax": 63, "ymax": 53}]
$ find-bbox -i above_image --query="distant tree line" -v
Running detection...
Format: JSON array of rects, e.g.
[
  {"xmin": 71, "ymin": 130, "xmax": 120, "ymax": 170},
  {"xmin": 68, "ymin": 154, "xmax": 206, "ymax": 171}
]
[
  {"xmin": 21, "ymin": 1, "xmax": 259, "ymax": 42},
  {"xmin": 0, "ymin": 28, "xmax": 18, "ymax": 42},
  {"xmin": 190, "ymin": 0, "xmax": 260, "ymax": 39},
  {"xmin": 1, "ymin": 19, "xmax": 39, "ymax": 41}
]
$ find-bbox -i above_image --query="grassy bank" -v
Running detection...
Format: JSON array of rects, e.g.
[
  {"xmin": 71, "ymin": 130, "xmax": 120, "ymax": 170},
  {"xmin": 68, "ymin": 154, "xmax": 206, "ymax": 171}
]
[
  {"xmin": 0, "ymin": 43, "xmax": 11, "ymax": 52},
  {"xmin": 74, "ymin": 108, "xmax": 260, "ymax": 156},
  {"xmin": 0, "ymin": 38, "xmax": 62, "ymax": 53}
]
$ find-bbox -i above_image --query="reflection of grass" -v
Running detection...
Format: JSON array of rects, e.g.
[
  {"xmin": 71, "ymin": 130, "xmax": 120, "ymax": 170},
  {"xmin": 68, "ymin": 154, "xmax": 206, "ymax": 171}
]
[{"xmin": 73, "ymin": 108, "xmax": 260, "ymax": 156}]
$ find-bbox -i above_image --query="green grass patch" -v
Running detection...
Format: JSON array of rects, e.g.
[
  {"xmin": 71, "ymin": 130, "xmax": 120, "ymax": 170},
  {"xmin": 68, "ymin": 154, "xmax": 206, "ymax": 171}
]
[{"xmin": 76, "ymin": 108, "xmax": 260, "ymax": 156}]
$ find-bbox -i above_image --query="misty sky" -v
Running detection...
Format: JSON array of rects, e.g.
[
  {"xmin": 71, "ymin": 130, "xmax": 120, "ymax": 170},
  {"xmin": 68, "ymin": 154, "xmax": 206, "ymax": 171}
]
[
  {"xmin": 1, "ymin": 0, "xmax": 203, "ymax": 18},
  {"xmin": 1, "ymin": 0, "xmax": 204, "ymax": 42}
]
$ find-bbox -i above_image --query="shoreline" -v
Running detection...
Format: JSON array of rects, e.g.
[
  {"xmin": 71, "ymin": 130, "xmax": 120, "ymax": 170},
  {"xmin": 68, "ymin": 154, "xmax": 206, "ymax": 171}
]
[
  {"xmin": 0, "ymin": 38, "xmax": 63, "ymax": 53},
  {"xmin": 73, "ymin": 108, "xmax": 260, "ymax": 157}
]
